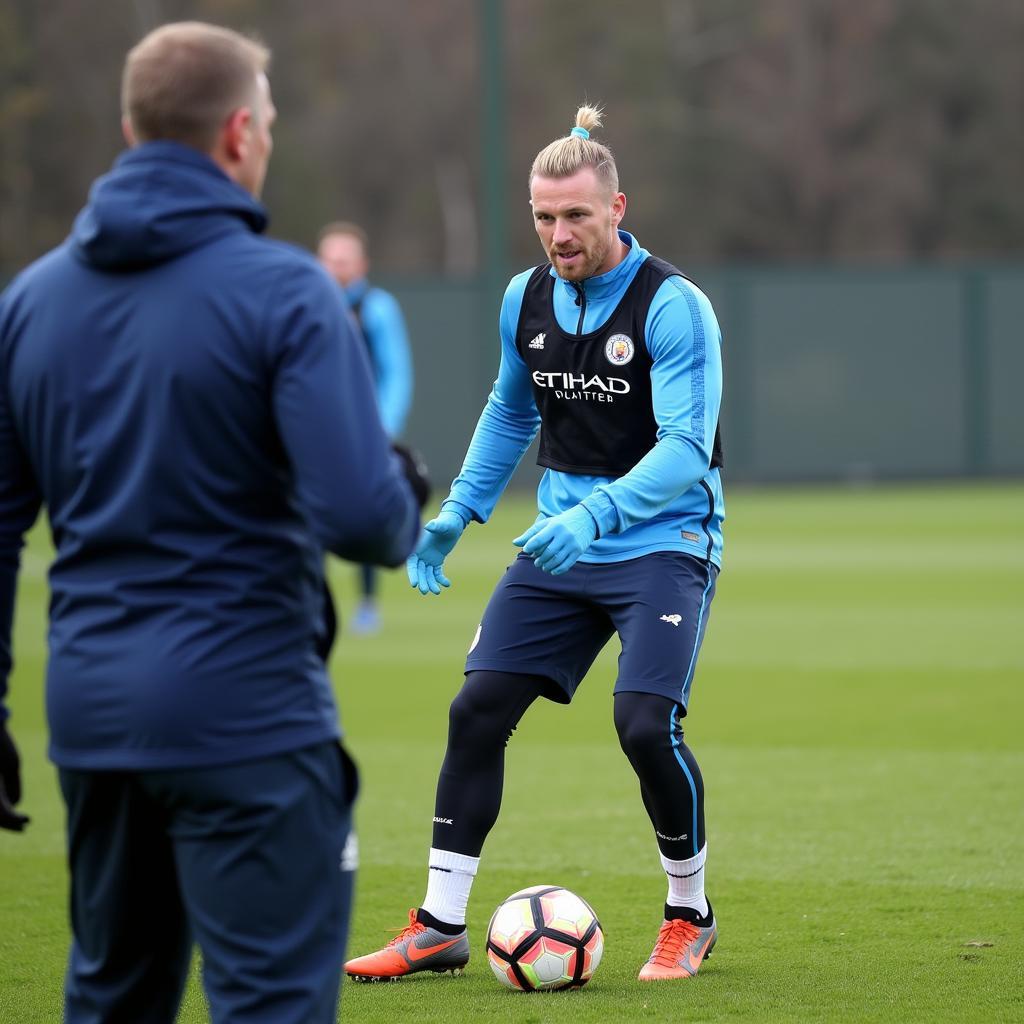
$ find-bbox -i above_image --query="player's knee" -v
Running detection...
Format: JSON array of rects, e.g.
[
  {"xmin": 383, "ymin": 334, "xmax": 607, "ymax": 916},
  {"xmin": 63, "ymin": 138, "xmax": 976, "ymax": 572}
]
[
  {"xmin": 615, "ymin": 716, "xmax": 660, "ymax": 763},
  {"xmin": 447, "ymin": 687, "xmax": 476, "ymax": 742},
  {"xmin": 613, "ymin": 693, "xmax": 676, "ymax": 762},
  {"xmin": 447, "ymin": 671, "xmax": 537, "ymax": 751},
  {"xmin": 446, "ymin": 681, "xmax": 503, "ymax": 750}
]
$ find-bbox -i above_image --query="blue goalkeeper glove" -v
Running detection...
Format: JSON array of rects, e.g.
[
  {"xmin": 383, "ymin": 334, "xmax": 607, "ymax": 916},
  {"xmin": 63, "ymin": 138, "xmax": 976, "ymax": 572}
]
[
  {"xmin": 406, "ymin": 508, "xmax": 468, "ymax": 595},
  {"xmin": 513, "ymin": 505, "xmax": 598, "ymax": 575}
]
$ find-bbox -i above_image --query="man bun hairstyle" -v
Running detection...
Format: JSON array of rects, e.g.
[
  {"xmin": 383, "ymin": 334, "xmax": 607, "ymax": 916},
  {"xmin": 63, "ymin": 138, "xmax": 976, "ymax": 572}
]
[
  {"xmin": 529, "ymin": 103, "xmax": 619, "ymax": 194},
  {"xmin": 122, "ymin": 21, "xmax": 270, "ymax": 152}
]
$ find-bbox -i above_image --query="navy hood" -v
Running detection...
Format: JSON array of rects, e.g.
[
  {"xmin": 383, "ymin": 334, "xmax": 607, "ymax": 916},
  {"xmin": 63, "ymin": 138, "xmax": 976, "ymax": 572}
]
[{"xmin": 71, "ymin": 141, "xmax": 268, "ymax": 270}]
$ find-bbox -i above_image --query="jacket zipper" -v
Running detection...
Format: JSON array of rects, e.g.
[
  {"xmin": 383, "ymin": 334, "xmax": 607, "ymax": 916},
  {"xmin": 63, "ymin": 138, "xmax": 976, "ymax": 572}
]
[{"xmin": 573, "ymin": 282, "xmax": 586, "ymax": 335}]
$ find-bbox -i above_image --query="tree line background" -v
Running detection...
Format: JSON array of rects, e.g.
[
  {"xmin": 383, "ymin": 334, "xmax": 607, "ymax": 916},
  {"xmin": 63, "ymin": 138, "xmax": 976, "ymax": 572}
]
[{"xmin": 1, "ymin": 0, "xmax": 1022, "ymax": 281}]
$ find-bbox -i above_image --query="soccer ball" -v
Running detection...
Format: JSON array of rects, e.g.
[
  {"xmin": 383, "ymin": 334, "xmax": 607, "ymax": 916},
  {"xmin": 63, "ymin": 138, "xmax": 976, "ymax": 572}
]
[{"xmin": 486, "ymin": 885, "xmax": 604, "ymax": 991}]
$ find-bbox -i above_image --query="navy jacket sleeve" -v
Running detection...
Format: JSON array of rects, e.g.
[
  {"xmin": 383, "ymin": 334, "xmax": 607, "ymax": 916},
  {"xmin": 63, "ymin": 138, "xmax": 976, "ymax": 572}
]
[
  {"xmin": 0, "ymin": 294, "xmax": 42, "ymax": 720},
  {"xmin": 266, "ymin": 261, "xmax": 419, "ymax": 566}
]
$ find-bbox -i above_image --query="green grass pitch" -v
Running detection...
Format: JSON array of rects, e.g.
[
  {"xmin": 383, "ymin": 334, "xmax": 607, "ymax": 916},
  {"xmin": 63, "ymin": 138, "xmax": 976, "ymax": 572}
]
[{"xmin": 1, "ymin": 484, "xmax": 1022, "ymax": 1023}]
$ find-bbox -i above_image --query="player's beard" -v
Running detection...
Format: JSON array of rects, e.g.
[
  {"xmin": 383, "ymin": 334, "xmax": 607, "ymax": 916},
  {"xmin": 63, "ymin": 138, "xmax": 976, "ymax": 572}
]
[{"xmin": 549, "ymin": 233, "xmax": 611, "ymax": 282}]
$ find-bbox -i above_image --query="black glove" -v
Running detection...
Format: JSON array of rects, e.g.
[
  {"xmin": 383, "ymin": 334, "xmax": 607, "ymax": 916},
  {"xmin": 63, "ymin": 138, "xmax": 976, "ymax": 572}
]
[
  {"xmin": 0, "ymin": 722, "xmax": 29, "ymax": 833},
  {"xmin": 392, "ymin": 443, "xmax": 431, "ymax": 510}
]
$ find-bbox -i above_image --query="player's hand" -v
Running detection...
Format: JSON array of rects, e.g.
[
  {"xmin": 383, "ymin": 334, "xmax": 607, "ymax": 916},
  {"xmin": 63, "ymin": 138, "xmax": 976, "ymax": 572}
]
[
  {"xmin": 406, "ymin": 509, "xmax": 467, "ymax": 595},
  {"xmin": 513, "ymin": 505, "xmax": 598, "ymax": 575},
  {"xmin": 0, "ymin": 722, "xmax": 29, "ymax": 833}
]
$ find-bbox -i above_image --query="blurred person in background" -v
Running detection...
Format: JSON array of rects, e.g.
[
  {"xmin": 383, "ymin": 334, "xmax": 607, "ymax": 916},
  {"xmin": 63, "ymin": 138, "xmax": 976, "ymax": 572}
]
[
  {"xmin": 0, "ymin": 21, "xmax": 424, "ymax": 1024},
  {"xmin": 319, "ymin": 222, "xmax": 414, "ymax": 634},
  {"xmin": 344, "ymin": 104, "xmax": 725, "ymax": 984}
]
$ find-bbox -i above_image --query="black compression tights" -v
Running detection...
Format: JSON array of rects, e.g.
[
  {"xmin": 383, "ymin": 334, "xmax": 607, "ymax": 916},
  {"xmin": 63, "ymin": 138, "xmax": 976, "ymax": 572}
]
[
  {"xmin": 614, "ymin": 691, "xmax": 706, "ymax": 861},
  {"xmin": 432, "ymin": 672, "xmax": 704, "ymax": 862},
  {"xmin": 431, "ymin": 670, "xmax": 549, "ymax": 856}
]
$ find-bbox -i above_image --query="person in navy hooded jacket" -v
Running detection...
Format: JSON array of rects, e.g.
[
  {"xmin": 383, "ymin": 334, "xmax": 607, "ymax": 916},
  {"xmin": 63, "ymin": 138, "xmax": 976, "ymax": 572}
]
[{"xmin": 0, "ymin": 21, "xmax": 421, "ymax": 1024}]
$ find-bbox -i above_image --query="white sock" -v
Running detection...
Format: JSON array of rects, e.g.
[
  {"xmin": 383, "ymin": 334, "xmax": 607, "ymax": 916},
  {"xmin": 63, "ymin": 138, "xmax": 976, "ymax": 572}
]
[
  {"xmin": 661, "ymin": 844, "xmax": 709, "ymax": 918},
  {"xmin": 421, "ymin": 847, "xmax": 479, "ymax": 927}
]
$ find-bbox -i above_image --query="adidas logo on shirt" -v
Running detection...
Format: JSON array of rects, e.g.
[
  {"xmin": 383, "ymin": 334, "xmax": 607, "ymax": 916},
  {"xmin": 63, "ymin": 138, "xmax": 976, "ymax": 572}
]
[{"xmin": 529, "ymin": 332, "xmax": 546, "ymax": 350}]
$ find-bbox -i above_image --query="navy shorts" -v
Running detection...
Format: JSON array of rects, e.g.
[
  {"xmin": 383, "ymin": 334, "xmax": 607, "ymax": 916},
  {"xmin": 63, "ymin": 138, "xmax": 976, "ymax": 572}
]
[{"xmin": 465, "ymin": 551, "xmax": 718, "ymax": 710}]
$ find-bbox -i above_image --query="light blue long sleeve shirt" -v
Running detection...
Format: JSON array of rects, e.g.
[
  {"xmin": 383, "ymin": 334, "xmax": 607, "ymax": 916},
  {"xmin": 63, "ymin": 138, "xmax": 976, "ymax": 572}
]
[
  {"xmin": 344, "ymin": 278, "xmax": 413, "ymax": 438},
  {"xmin": 443, "ymin": 232, "xmax": 724, "ymax": 567}
]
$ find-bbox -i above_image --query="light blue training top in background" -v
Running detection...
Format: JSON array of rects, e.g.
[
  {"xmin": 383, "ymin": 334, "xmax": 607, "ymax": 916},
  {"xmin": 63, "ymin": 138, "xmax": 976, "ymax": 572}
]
[
  {"xmin": 342, "ymin": 278, "xmax": 413, "ymax": 439},
  {"xmin": 442, "ymin": 231, "xmax": 725, "ymax": 568}
]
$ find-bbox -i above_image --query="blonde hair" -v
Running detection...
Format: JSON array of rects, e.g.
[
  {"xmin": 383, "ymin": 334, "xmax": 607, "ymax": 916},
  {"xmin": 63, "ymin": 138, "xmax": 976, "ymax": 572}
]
[
  {"xmin": 529, "ymin": 104, "xmax": 619, "ymax": 194},
  {"xmin": 122, "ymin": 22, "xmax": 270, "ymax": 151}
]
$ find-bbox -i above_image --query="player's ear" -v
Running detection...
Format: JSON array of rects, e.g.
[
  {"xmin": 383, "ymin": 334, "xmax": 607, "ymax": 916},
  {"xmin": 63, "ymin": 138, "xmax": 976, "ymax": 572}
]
[
  {"xmin": 121, "ymin": 116, "xmax": 137, "ymax": 148},
  {"xmin": 610, "ymin": 192, "xmax": 626, "ymax": 228},
  {"xmin": 222, "ymin": 106, "xmax": 252, "ymax": 163}
]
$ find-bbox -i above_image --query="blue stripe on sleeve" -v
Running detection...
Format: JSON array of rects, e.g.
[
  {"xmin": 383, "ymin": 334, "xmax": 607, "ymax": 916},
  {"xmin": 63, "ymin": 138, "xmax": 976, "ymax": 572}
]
[{"xmin": 670, "ymin": 277, "xmax": 706, "ymax": 444}]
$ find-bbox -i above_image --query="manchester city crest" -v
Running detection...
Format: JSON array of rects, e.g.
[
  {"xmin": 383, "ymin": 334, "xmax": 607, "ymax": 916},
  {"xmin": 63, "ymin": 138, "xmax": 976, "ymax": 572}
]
[{"xmin": 605, "ymin": 333, "xmax": 635, "ymax": 365}]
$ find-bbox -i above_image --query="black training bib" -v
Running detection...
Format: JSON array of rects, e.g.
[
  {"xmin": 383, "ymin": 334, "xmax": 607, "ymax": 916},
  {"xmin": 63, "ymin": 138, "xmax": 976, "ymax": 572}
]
[{"xmin": 516, "ymin": 256, "xmax": 722, "ymax": 477}]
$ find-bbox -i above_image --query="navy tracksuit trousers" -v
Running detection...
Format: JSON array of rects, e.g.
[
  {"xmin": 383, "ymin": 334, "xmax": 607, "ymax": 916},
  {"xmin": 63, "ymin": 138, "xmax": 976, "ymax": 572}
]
[{"xmin": 59, "ymin": 742, "xmax": 357, "ymax": 1024}]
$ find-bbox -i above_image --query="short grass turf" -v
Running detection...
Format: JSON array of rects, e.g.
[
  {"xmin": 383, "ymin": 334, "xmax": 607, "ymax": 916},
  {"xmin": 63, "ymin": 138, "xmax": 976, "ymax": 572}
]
[{"xmin": 1, "ymin": 484, "xmax": 1022, "ymax": 1023}]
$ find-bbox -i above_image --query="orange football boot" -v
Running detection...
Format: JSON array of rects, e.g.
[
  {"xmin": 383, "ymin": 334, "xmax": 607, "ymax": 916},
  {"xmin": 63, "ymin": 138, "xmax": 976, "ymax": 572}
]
[
  {"xmin": 344, "ymin": 909, "xmax": 469, "ymax": 982},
  {"xmin": 638, "ymin": 913, "xmax": 717, "ymax": 981}
]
